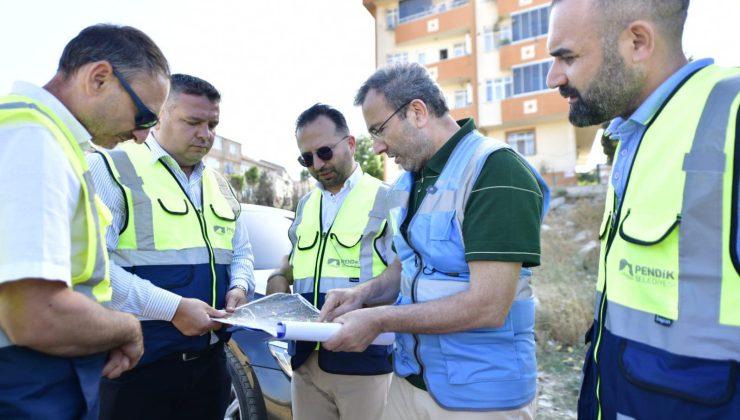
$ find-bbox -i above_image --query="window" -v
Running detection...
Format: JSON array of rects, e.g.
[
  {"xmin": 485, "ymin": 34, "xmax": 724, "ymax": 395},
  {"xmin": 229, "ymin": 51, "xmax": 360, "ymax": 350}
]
[
  {"xmin": 485, "ymin": 77, "xmax": 513, "ymax": 102},
  {"xmin": 387, "ymin": 51, "xmax": 409, "ymax": 65},
  {"xmin": 454, "ymin": 90, "xmax": 469, "ymax": 109},
  {"xmin": 212, "ymin": 136, "xmax": 222, "ymax": 151},
  {"xmin": 453, "ymin": 42, "xmax": 466, "ymax": 57},
  {"xmin": 483, "ymin": 28, "xmax": 494, "ymax": 52},
  {"xmin": 507, "ymin": 131, "xmax": 536, "ymax": 156},
  {"xmin": 495, "ymin": 24, "xmax": 513, "ymax": 47},
  {"xmin": 228, "ymin": 142, "xmax": 238, "ymax": 155},
  {"xmin": 511, "ymin": 5, "xmax": 550, "ymax": 42},
  {"xmin": 513, "ymin": 61, "xmax": 552, "ymax": 95},
  {"xmin": 386, "ymin": 8, "xmax": 399, "ymax": 29},
  {"xmin": 417, "ymin": 51, "xmax": 426, "ymax": 65},
  {"xmin": 439, "ymin": 48, "xmax": 448, "ymax": 60}
]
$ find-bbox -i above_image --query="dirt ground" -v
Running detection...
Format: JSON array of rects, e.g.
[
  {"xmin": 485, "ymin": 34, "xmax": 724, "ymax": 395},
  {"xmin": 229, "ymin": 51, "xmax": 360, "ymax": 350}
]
[{"xmin": 532, "ymin": 186, "xmax": 606, "ymax": 418}]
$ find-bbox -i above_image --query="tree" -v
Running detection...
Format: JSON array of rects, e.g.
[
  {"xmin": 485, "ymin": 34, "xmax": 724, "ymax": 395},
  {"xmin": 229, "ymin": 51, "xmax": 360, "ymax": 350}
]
[
  {"xmin": 354, "ymin": 135, "xmax": 384, "ymax": 180},
  {"xmin": 299, "ymin": 169, "xmax": 310, "ymax": 182},
  {"xmin": 228, "ymin": 174, "xmax": 244, "ymax": 201},
  {"xmin": 243, "ymin": 166, "xmax": 260, "ymax": 203},
  {"xmin": 254, "ymin": 171, "xmax": 276, "ymax": 207}
]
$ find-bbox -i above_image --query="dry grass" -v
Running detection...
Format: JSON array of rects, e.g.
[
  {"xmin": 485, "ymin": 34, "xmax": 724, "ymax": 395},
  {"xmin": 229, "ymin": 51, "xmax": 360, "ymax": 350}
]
[{"xmin": 532, "ymin": 197, "xmax": 604, "ymax": 346}]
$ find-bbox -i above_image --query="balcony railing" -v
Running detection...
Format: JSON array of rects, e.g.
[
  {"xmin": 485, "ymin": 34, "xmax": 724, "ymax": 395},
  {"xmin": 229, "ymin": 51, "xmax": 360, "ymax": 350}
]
[{"xmin": 398, "ymin": 0, "xmax": 469, "ymax": 25}]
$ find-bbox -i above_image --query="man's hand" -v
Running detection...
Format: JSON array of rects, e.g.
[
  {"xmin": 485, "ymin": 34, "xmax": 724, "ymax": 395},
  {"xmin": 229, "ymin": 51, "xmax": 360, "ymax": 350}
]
[
  {"xmin": 102, "ymin": 314, "xmax": 144, "ymax": 379},
  {"xmin": 322, "ymin": 307, "xmax": 383, "ymax": 353},
  {"xmin": 225, "ymin": 287, "xmax": 248, "ymax": 313},
  {"xmin": 266, "ymin": 274, "xmax": 290, "ymax": 295},
  {"xmin": 319, "ymin": 288, "xmax": 365, "ymax": 322},
  {"xmin": 172, "ymin": 298, "xmax": 226, "ymax": 336}
]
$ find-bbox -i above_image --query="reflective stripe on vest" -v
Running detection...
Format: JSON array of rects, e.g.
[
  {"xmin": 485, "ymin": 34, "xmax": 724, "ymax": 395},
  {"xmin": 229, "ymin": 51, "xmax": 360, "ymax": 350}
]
[
  {"xmin": 0, "ymin": 98, "xmax": 111, "ymax": 308},
  {"xmin": 595, "ymin": 66, "xmax": 740, "ymax": 362},
  {"xmin": 291, "ymin": 174, "xmax": 389, "ymax": 300},
  {"xmin": 99, "ymin": 141, "xmax": 238, "ymax": 306}
]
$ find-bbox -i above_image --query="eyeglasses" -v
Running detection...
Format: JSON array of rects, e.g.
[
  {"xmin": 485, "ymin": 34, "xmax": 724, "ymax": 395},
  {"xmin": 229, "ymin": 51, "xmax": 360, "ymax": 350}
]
[
  {"xmin": 369, "ymin": 99, "xmax": 412, "ymax": 140},
  {"xmin": 297, "ymin": 136, "xmax": 350, "ymax": 168},
  {"xmin": 110, "ymin": 65, "xmax": 159, "ymax": 129}
]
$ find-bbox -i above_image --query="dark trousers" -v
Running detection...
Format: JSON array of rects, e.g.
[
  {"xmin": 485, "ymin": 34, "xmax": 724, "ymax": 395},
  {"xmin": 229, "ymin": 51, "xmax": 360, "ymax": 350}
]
[{"xmin": 99, "ymin": 342, "xmax": 231, "ymax": 420}]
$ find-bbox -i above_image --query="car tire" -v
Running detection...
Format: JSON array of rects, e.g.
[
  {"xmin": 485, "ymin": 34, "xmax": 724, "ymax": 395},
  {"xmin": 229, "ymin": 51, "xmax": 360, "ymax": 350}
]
[{"xmin": 225, "ymin": 346, "xmax": 268, "ymax": 420}]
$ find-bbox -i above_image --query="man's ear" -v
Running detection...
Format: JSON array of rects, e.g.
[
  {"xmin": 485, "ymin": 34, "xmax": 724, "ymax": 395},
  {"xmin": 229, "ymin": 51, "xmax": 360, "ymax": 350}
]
[
  {"xmin": 624, "ymin": 20, "xmax": 655, "ymax": 63},
  {"xmin": 408, "ymin": 99, "xmax": 429, "ymax": 128},
  {"xmin": 81, "ymin": 61, "xmax": 115, "ymax": 97}
]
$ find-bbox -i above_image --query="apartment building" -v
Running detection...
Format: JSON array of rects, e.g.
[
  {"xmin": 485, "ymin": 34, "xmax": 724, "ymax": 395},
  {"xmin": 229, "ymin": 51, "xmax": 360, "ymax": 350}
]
[{"xmin": 363, "ymin": 0, "xmax": 599, "ymax": 185}]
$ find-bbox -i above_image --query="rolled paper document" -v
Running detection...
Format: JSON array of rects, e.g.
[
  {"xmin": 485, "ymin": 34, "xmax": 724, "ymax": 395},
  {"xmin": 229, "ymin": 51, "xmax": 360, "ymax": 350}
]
[{"xmin": 276, "ymin": 321, "xmax": 395, "ymax": 346}]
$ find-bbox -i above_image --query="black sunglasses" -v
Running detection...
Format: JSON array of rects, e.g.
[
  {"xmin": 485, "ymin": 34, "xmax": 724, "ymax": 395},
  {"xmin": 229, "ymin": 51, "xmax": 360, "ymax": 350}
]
[
  {"xmin": 297, "ymin": 136, "xmax": 350, "ymax": 168},
  {"xmin": 369, "ymin": 99, "xmax": 412, "ymax": 140},
  {"xmin": 110, "ymin": 65, "xmax": 159, "ymax": 130}
]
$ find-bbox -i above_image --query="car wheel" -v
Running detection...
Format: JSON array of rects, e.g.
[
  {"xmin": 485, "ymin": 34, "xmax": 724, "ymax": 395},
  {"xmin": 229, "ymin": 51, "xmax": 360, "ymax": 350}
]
[{"xmin": 225, "ymin": 346, "xmax": 268, "ymax": 420}]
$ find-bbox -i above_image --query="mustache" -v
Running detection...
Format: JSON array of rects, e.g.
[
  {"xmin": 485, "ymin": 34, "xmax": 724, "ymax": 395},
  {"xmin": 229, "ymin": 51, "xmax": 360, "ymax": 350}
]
[{"xmin": 559, "ymin": 85, "xmax": 582, "ymax": 99}]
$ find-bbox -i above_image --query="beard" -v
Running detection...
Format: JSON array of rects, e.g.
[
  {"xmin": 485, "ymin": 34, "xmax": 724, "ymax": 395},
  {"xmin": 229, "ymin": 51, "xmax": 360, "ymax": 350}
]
[
  {"xmin": 562, "ymin": 48, "xmax": 645, "ymax": 127},
  {"xmin": 390, "ymin": 125, "xmax": 435, "ymax": 173}
]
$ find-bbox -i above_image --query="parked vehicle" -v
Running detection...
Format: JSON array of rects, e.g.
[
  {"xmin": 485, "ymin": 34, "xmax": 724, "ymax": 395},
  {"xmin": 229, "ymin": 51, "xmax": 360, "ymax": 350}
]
[{"xmin": 225, "ymin": 204, "xmax": 294, "ymax": 420}]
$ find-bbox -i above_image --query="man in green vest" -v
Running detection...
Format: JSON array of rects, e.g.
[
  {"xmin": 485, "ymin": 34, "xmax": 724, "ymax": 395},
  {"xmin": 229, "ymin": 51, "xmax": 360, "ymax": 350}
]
[
  {"xmin": 88, "ymin": 74, "xmax": 253, "ymax": 420},
  {"xmin": 266, "ymin": 103, "xmax": 397, "ymax": 420},
  {"xmin": 547, "ymin": 0, "xmax": 740, "ymax": 418},
  {"xmin": 0, "ymin": 24, "xmax": 170, "ymax": 419}
]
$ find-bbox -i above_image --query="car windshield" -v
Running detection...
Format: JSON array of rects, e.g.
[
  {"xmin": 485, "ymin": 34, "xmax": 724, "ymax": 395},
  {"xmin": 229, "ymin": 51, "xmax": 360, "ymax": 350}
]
[{"xmin": 243, "ymin": 209, "xmax": 293, "ymax": 270}]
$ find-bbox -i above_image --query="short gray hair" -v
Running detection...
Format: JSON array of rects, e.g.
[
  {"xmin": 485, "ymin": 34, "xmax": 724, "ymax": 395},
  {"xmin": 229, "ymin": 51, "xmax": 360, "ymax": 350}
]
[{"xmin": 354, "ymin": 63, "xmax": 449, "ymax": 119}]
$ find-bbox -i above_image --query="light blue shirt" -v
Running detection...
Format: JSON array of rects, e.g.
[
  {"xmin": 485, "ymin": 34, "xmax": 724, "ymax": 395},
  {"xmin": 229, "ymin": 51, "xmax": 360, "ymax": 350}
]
[
  {"xmin": 87, "ymin": 135, "xmax": 255, "ymax": 321},
  {"xmin": 605, "ymin": 58, "xmax": 739, "ymax": 257}
]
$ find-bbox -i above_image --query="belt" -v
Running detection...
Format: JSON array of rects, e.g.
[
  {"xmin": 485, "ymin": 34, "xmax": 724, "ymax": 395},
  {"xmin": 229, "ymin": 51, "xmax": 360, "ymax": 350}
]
[{"xmin": 163, "ymin": 341, "xmax": 222, "ymax": 363}]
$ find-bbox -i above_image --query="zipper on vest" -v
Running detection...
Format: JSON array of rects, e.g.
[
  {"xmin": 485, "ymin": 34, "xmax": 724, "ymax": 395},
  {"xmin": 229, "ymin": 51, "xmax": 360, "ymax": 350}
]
[
  {"xmin": 312, "ymin": 197, "xmax": 333, "ymax": 351},
  {"xmin": 406, "ymin": 229, "xmax": 428, "ymax": 385}
]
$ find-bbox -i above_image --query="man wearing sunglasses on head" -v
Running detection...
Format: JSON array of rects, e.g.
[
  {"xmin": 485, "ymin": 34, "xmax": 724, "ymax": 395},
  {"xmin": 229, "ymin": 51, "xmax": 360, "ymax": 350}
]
[
  {"xmin": 87, "ymin": 74, "xmax": 254, "ymax": 420},
  {"xmin": 266, "ymin": 103, "xmax": 398, "ymax": 420},
  {"xmin": 0, "ymin": 24, "xmax": 169, "ymax": 419}
]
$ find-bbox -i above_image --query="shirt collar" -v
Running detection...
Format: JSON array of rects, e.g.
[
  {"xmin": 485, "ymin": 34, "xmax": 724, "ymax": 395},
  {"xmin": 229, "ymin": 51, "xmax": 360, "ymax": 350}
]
[
  {"xmin": 316, "ymin": 163, "xmax": 363, "ymax": 195},
  {"xmin": 145, "ymin": 133, "xmax": 205, "ymax": 173},
  {"xmin": 424, "ymin": 118, "xmax": 477, "ymax": 175},
  {"xmin": 606, "ymin": 58, "xmax": 714, "ymax": 140},
  {"xmin": 11, "ymin": 81, "xmax": 92, "ymax": 150}
]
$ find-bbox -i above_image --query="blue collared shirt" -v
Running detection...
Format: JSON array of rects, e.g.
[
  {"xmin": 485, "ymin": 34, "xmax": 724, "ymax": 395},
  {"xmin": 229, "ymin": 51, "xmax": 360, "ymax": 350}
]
[{"xmin": 605, "ymin": 58, "xmax": 739, "ymax": 256}]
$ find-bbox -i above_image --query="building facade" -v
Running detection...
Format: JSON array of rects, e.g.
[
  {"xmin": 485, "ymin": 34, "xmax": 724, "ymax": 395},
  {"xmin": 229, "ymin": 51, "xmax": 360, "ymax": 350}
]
[{"xmin": 363, "ymin": 0, "xmax": 599, "ymax": 185}]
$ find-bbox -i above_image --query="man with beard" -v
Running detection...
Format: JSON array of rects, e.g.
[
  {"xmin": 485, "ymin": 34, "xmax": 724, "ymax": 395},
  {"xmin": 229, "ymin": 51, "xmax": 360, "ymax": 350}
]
[
  {"xmin": 266, "ymin": 103, "xmax": 395, "ymax": 420},
  {"xmin": 88, "ymin": 74, "xmax": 253, "ymax": 420},
  {"xmin": 318, "ymin": 63, "xmax": 550, "ymax": 419},
  {"xmin": 0, "ymin": 24, "xmax": 169, "ymax": 418},
  {"xmin": 547, "ymin": 0, "xmax": 740, "ymax": 418}
]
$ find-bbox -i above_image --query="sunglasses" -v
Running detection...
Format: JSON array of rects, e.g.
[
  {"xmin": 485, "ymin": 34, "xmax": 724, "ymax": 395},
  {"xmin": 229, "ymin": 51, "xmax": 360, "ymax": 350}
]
[
  {"xmin": 110, "ymin": 65, "xmax": 159, "ymax": 129},
  {"xmin": 297, "ymin": 136, "xmax": 350, "ymax": 168},
  {"xmin": 369, "ymin": 99, "xmax": 412, "ymax": 140}
]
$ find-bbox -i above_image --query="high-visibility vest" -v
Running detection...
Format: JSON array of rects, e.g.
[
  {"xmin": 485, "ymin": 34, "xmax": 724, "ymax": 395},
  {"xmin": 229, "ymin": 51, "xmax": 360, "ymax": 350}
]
[
  {"xmin": 0, "ymin": 94, "xmax": 112, "ymax": 419},
  {"xmin": 587, "ymin": 65, "xmax": 740, "ymax": 419},
  {"xmin": 99, "ymin": 141, "xmax": 239, "ymax": 365},
  {"xmin": 288, "ymin": 173, "xmax": 392, "ymax": 375}
]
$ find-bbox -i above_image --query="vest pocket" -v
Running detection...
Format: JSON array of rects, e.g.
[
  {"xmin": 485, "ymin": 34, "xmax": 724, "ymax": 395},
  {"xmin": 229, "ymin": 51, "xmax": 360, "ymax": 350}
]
[
  {"xmin": 330, "ymin": 232, "xmax": 362, "ymax": 248},
  {"xmin": 618, "ymin": 209, "xmax": 681, "ymax": 246},
  {"xmin": 296, "ymin": 232, "xmax": 319, "ymax": 250},
  {"xmin": 438, "ymin": 321, "xmax": 519, "ymax": 383},
  {"xmin": 157, "ymin": 197, "xmax": 189, "ymax": 215},
  {"xmin": 210, "ymin": 203, "xmax": 236, "ymax": 222},
  {"xmin": 619, "ymin": 339, "xmax": 736, "ymax": 405}
]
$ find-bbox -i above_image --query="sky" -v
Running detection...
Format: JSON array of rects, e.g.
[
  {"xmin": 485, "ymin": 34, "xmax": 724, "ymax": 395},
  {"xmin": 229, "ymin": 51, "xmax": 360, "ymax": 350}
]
[{"xmin": 1, "ymin": 0, "xmax": 738, "ymax": 179}]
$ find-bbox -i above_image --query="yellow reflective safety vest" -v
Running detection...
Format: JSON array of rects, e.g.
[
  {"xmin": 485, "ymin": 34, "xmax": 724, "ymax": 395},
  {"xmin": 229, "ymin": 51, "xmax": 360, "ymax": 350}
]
[
  {"xmin": 98, "ymin": 141, "xmax": 240, "ymax": 365},
  {"xmin": 0, "ymin": 94, "xmax": 112, "ymax": 419},
  {"xmin": 583, "ymin": 65, "xmax": 740, "ymax": 419},
  {"xmin": 288, "ymin": 173, "xmax": 392, "ymax": 374},
  {"xmin": 0, "ymin": 96, "xmax": 111, "ymax": 302}
]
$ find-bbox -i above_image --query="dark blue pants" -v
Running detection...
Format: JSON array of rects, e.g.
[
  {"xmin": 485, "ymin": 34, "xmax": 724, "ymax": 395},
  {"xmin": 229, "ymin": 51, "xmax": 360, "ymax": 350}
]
[
  {"xmin": 579, "ymin": 326, "xmax": 740, "ymax": 419},
  {"xmin": 99, "ymin": 342, "xmax": 231, "ymax": 420},
  {"xmin": 0, "ymin": 346, "xmax": 105, "ymax": 420}
]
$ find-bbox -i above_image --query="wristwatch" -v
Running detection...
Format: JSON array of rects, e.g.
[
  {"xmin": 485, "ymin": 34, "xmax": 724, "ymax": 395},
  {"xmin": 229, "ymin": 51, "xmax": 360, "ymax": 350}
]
[{"xmin": 230, "ymin": 285, "xmax": 248, "ymax": 295}]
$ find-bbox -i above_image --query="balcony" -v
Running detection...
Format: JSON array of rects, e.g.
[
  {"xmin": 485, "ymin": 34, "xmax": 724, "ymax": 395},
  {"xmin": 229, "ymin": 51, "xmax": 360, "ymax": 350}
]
[
  {"xmin": 498, "ymin": 0, "xmax": 551, "ymax": 16},
  {"xmin": 501, "ymin": 90, "xmax": 568, "ymax": 125},
  {"xmin": 395, "ymin": 0, "xmax": 474, "ymax": 45},
  {"xmin": 427, "ymin": 54, "xmax": 474, "ymax": 84},
  {"xmin": 499, "ymin": 37, "xmax": 550, "ymax": 70},
  {"xmin": 450, "ymin": 104, "xmax": 477, "ymax": 123}
]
